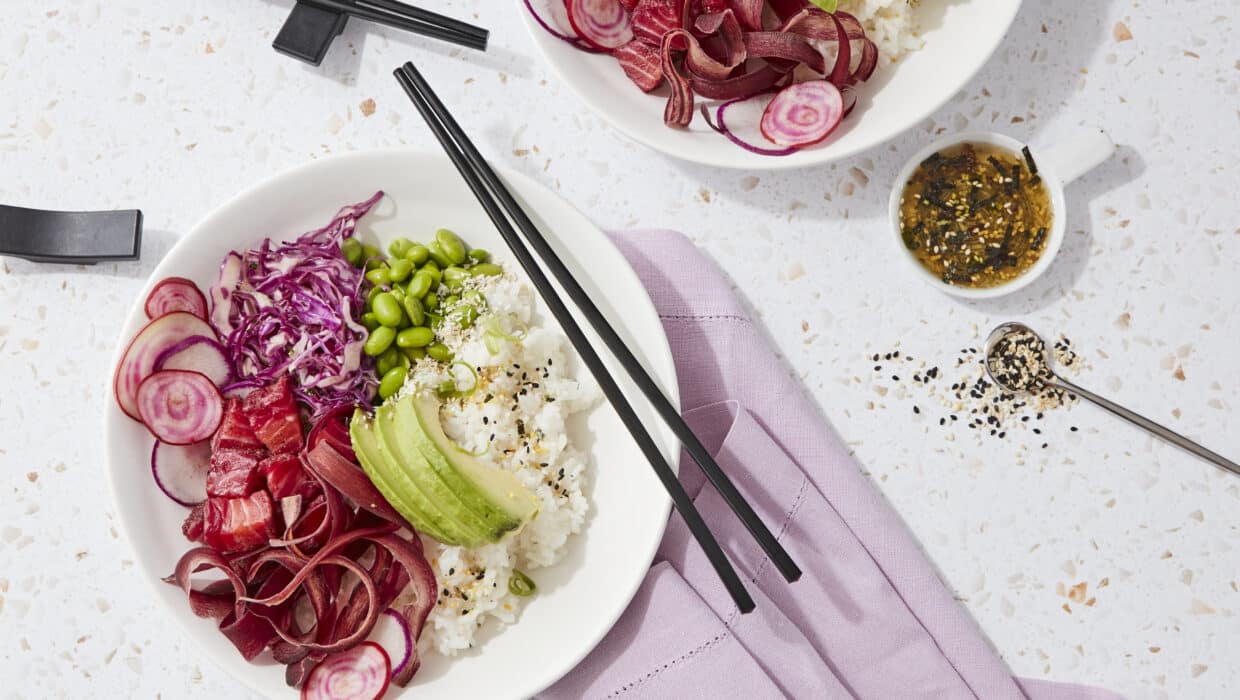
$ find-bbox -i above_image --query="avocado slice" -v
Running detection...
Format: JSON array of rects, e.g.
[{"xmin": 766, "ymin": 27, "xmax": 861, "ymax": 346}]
[
  {"xmin": 372, "ymin": 401, "xmax": 499, "ymax": 545},
  {"xmin": 350, "ymin": 408, "xmax": 474, "ymax": 545},
  {"xmin": 402, "ymin": 392, "xmax": 539, "ymax": 537}
]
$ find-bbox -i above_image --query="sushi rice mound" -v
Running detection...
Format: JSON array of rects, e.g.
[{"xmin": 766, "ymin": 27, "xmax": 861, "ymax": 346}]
[
  {"xmin": 839, "ymin": 0, "xmax": 929, "ymax": 59},
  {"xmin": 394, "ymin": 270, "xmax": 599, "ymax": 656}
]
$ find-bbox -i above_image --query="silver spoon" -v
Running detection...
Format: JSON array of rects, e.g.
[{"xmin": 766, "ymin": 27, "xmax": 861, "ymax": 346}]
[{"xmin": 984, "ymin": 322, "xmax": 1240, "ymax": 477}]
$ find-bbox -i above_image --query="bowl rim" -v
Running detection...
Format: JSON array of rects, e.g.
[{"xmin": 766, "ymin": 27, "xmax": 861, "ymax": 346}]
[
  {"xmin": 517, "ymin": 1, "xmax": 1025, "ymax": 170},
  {"xmin": 101, "ymin": 148, "xmax": 681, "ymax": 699},
  {"xmin": 886, "ymin": 130, "xmax": 1068, "ymax": 300}
]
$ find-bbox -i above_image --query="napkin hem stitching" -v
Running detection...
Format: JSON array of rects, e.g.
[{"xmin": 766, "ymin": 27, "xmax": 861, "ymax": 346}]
[
  {"xmin": 659, "ymin": 314, "xmax": 751, "ymax": 324},
  {"xmin": 604, "ymin": 630, "xmax": 730, "ymax": 698}
]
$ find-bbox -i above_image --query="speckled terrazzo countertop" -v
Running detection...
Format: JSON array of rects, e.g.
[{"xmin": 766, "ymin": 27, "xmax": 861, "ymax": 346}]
[{"xmin": 1, "ymin": 1, "xmax": 1237, "ymax": 698}]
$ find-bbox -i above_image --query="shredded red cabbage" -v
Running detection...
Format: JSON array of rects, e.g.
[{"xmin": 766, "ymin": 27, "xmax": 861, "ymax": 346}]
[{"xmin": 211, "ymin": 193, "xmax": 383, "ymax": 419}]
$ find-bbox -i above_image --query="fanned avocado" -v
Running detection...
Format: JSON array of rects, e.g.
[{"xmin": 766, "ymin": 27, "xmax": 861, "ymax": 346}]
[
  {"xmin": 348, "ymin": 394, "xmax": 538, "ymax": 547},
  {"xmin": 350, "ymin": 408, "xmax": 478, "ymax": 545},
  {"xmin": 397, "ymin": 393, "xmax": 539, "ymax": 540}
]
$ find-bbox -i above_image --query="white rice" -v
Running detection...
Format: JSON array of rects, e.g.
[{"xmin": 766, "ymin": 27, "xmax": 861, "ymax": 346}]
[
  {"xmin": 393, "ymin": 271, "xmax": 598, "ymax": 656},
  {"xmin": 838, "ymin": 0, "xmax": 928, "ymax": 59}
]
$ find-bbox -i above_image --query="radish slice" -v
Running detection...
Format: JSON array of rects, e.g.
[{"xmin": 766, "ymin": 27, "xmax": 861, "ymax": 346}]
[
  {"xmin": 566, "ymin": 0, "xmax": 633, "ymax": 50},
  {"xmin": 114, "ymin": 311, "xmax": 220, "ymax": 421},
  {"xmin": 136, "ymin": 370, "xmax": 224, "ymax": 445},
  {"xmin": 370, "ymin": 609, "xmax": 413, "ymax": 681},
  {"xmin": 145, "ymin": 277, "xmax": 209, "ymax": 320},
  {"xmin": 760, "ymin": 80, "xmax": 844, "ymax": 148},
  {"xmin": 705, "ymin": 94, "xmax": 799, "ymax": 156},
  {"xmin": 210, "ymin": 252, "xmax": 243, "ymax": 338},
  {"xmin": 301, "ymin": 642, "xmax": 391, "ymax": 700},
  {"xmin": 154, "ymin": 336, "xmax": 232, "ymax": 387},
  {"xmin": 152, "ymin": 439, "xmax": 212, "ymax": 506}
]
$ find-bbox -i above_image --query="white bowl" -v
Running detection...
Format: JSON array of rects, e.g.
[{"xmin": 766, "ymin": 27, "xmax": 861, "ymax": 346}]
[
  {"xmin": 887, "ymin": 129, "xmax": 1113, "ymax": 299},
  {"xmin": 103, "ymin": 150, "xmax": 680, "ymax": 699},
  {"xmin": 519, "ymin": 1, "xmax": 1023, "ymax": 169}
]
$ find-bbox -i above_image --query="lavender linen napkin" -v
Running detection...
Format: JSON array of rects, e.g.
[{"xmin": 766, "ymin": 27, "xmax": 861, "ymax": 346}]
[{"xmin": 543, "ymin": 231, "xmax": 1121, "ymax": 700}]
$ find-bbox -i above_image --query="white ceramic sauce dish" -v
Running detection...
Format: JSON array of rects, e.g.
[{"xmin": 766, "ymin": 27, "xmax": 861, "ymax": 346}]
[{"xmin": 888, "ymin": 129, "xmax": 1114, "ymax": 299}]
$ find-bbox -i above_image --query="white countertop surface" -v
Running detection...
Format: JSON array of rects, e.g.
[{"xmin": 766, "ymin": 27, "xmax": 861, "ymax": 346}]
[{"xmin": 1, "ymin": 1, "xmax": 1237, "ymax": 698}]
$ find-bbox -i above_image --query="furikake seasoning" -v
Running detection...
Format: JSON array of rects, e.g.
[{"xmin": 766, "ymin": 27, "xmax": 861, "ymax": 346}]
[{"xmin": 899, "ymin": 142, "xmax": 1053, "ymax": 288}]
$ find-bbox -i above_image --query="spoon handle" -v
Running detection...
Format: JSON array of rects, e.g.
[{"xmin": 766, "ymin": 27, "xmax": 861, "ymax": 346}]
[{"xmin": 1054, "ymin": 377, "xmax": 1240, "ymax": 477}]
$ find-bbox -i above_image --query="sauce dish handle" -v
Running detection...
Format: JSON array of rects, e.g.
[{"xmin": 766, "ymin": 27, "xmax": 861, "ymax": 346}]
[{"xmin": 1037, "ymin": 128, "xmax": 1114, "ymax": 184}]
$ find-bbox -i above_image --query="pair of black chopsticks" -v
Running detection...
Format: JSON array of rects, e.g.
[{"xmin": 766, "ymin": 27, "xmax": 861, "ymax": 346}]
[
  {"xmin": 275, "ymin": 0, "xmax": 487, "ymax": 65},
  {"xmin": 394, "ymin": 63, "xmax": 801, "ymax": 613}
]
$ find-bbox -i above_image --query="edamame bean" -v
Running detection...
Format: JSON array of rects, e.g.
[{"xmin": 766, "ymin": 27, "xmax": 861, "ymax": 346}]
[
  {"xmin": 407, "ymin": 270, "xmax": 434, "ymax": 298},
  {"xmin": 402, "ymin": 295, "xmax": 425, "ymax": 326},
  {"xmin": 451, "ymin": 304, "xmax": 478, "ymax": 329},
  {"xmin": 396, "ymin": 326, "xmax": 435, "ymax": 349},
  {"xmin": 365, "ymin": 285, "xmax": 384, "ymax": 310},
  {"xmin": 364, "ymin": 326, "xmax": 396, "ymax": 356},
  {"xmin": 404, "ymin": 243, "xmax": 429, "ymax": 265},
  {"xmin": 425, "ymin": 241, "xmax": 453, "ymax": 268},
  {"xmin": 470, "ymin": 262, "xmax": 503, "ymax": 277},
  {"xmin": 341, "ymin": 238, "xmax": 364, "ymax": 266},
  {"xmin": 443, "ymin": 267, "xmax": 467, "ymax": 291},
  {"xmin": 372, "ymin": 292, "xmax": 404, "ymax": 328},
  {"xmin": 389, "ymin": 286, "xmax": 405, "ymax": 304},
  {"xmin": 365, "ymin": 267, "xmax": 392, "ymax": 286},
  {"xmin": 378, "ymin": 366, "xmax": 409, "ymax": 400},
  {"xmin": 376, "ymin": 346, "xmax": 404, "ymax": 375},
  {"xmin": 435, "ymin": 229, "xmax": 468, "ymax": 265},
  {"xmin": 463, "ymin": 290, "xmax": 486, "ymax": 307},
  {"xmin": 443, "ymin": 294, "xmax": 460, "ymax": 307},
  {"xmin": 388, "ymin": 258, "xmax": 414, "ymax": 283},
  {"xmin": 427, "ymin": 343, "xmax": 453, "ymax": 362},
  {"xmin": 468, "ymin": 248, "xmax": 489, "ymax": 262},
  {"xmin": 427, "ymin": 312, "xmax": 443, "ymax": 330},
  {"xmin": 360, "ymin": 312, "xmax": 380, "ymax": 331},
  {"xmin": 420, "ymin": 262, "xmax": 442, "ymax": 286},
  {"xmin": 361, "ymin": 244, "xmax": 383, "ymax": 270},
  {"xmin": 423, "ymin": 293, "xmax": 439, "ymax": 311},
  {"xmin": 387, "ymin": 237, "xmax": 413, "ymax": 259},
  {"xmin": 400, "ymin": 346, "xmax": 426, "ymax": 363}
]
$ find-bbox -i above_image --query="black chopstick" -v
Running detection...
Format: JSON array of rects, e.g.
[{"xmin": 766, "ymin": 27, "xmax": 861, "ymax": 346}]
[
  {"xmin": 299, "ymin": 0, "xmax": 488, "ymax": 52},
  {"xmin": 359, "ymin": 0, "xmax": 487, "ymax": 42},
  {"xmin": 397, "ymin": 63, "xmax": 795, "ymax": 613},
  {"xmin": 395, "ymin": 62, "xmax": 802, "ymax": 586}
]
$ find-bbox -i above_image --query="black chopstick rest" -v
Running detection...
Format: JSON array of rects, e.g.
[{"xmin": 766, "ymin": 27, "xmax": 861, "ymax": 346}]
[
  {"xmin": 274, "ymin": 1, "xmax": 349, "ymax": 66},
  {"xmin": 0, "ymin": 204, "xmax": 142, "ymax": 264}
]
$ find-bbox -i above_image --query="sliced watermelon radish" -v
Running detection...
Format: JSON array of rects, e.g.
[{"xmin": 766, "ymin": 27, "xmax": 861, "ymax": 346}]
[
  {"xmin": 152, "ymin": 439, "xmax": 213, "ymax": 506},
  {"xmin": 145, "ymin": 277, "xmax": 209, "ymax": 320},
  {"xmin": 114, "ymin": 311, "xmax": 219, "ymax": 421},
  {"xmin": 370, "ymin": 609, "xmax": 413, "ymax": 682},
  {"xmin": 136, "ymin": 370, "xmax": 225, "ymax": 445},
  {"xmin": 301, "ymin": 642, "xmax": 391, "ymax": 700},
  {"xmin": 759, "ymin": 80, "xmax": 845, "ymax": 148},
  {"xmin": 154, "ymin": 336, "xmax": 231, "ymax": 387},
  {"xmin": 567, "ymin": 0, "xmax": 634, "ymax": 50}
]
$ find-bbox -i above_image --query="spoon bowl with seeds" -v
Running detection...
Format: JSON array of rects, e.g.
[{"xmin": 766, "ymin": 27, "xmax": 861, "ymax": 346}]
[{"xmin": 984, "ymin": 323, "xmax": 1240, "ymax": 477}]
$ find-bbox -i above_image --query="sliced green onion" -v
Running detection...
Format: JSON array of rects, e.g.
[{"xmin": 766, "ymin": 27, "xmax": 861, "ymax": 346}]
[{"xmin": 509, "ymin": 569, "xmax": 536, "ymax": 597}]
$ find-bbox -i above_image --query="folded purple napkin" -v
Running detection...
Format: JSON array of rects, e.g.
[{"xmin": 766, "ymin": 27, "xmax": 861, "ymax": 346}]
[{"xmin": 543, "ymin": 231, "xmax": 1121, "ymax": 700}]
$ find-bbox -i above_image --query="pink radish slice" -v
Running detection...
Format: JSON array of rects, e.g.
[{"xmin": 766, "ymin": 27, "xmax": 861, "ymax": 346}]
[
  {"xmin": 114, "ymin": 311, "xmax": 219, "ymax": 421},
  {"xmin": 136, "ymin": 370, "xmax": 224, "ymax": 445},
  {"xmin": 706, "ymin": 94, "xmax": 799, "ymax": 156},
  {"xmin": 209, "ymin": 252, "xmax": 243, "ymax": 337},
  {"xmin": 145, "ymin": 277, "xmax": 209, "ymax": 320},
  {"xmin": 151, "ymin": 439, "xmax": 212, "ymax": 506},
  {"xmin": 301, "ymin": 642, "xmax": 391, "ymax": 700},
  {"xmin": 154, "ymin": 336, "xmax": 231, "ymax": 387},
  {"xmin": 566, "ymin": 0, "xmax": 633, "ymax": 50},
  {"xmin": 759, "ymin": 80, "xmax": 844, "ymax": 148}
]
